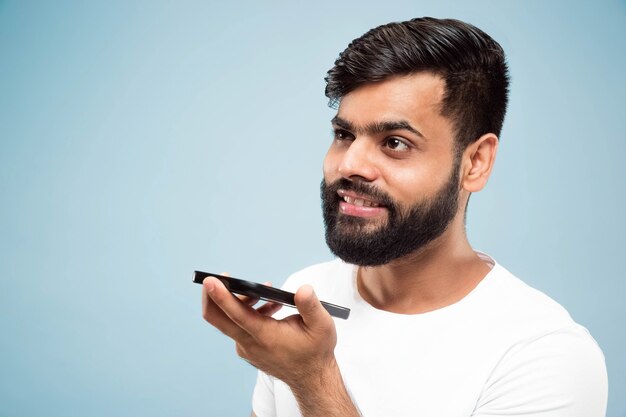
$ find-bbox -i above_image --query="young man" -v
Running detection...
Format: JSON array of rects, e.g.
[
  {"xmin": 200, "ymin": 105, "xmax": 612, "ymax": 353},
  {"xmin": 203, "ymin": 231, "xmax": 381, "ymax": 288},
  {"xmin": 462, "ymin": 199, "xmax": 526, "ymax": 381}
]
[{"xmin": 202, "ymin": 17, "xmax": 608, "ymax": 416}]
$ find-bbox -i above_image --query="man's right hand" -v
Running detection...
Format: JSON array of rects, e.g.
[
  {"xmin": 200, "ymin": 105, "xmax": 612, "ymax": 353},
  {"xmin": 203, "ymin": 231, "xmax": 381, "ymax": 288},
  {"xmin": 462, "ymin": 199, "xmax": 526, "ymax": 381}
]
[{"xmin": 202, "ymin": 277, "xmax": 360, "ymax": 416}]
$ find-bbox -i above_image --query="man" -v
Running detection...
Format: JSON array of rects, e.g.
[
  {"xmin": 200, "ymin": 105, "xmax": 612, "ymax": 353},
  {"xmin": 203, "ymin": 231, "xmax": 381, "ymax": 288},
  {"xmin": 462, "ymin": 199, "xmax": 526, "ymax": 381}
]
[{"xmin": 202, "ymin": 17, "xmax": 608, "ymax": 416}]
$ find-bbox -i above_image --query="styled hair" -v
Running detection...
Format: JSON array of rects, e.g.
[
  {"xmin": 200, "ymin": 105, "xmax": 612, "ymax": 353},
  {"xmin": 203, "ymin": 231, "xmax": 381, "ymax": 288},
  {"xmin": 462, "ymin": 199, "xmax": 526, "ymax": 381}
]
[{"xmin": 325, "ymin": 17, "xmax": 510, "ymax": 151}]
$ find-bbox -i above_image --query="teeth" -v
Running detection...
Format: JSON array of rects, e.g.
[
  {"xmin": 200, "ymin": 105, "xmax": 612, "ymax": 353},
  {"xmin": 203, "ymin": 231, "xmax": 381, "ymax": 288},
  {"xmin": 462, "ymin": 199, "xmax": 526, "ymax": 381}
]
[{"xmin": 342, "ymin": 195, "xmax": 379, "ymax": 207}]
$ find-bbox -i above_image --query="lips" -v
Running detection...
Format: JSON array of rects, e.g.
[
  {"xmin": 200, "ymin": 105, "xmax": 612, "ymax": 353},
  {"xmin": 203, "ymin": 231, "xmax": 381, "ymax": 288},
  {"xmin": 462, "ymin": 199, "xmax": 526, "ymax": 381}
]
[
  {"xmin": 337, "ymin": 189, "xmax": 383, "ymax": 207},
  {"xmin": 336, "ymin": 189, "xmax": 387, "ymax": 218}
]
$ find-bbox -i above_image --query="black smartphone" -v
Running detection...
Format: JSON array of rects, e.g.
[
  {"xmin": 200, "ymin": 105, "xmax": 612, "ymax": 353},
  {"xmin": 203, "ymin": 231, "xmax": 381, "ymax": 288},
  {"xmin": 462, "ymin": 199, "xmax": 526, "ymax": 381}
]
[{"xmin": 193, "ymin": 270, "xmax": 350, "ymax": 320}]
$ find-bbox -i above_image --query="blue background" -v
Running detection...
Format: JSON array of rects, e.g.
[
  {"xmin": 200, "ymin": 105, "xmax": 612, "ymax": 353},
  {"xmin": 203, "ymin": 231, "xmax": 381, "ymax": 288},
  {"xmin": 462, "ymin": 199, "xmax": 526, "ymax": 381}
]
[{"xmin": 1, "ymin": 1, "xmax": 624, "ymax": 416}]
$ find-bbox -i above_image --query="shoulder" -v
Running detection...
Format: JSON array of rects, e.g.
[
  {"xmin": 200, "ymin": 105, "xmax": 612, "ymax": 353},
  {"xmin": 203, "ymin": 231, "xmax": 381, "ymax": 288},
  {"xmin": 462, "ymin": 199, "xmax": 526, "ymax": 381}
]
[
  {"xmin": 471, "ymin": 258, "xmax": 608, "ymax": 415},
  {"xmin": 478, "ymin": 262, "xmax": 577, "ymax": 335},
  {"xmin": 474, "ymin": 325, "xmax": 608, "ymax": 416}
]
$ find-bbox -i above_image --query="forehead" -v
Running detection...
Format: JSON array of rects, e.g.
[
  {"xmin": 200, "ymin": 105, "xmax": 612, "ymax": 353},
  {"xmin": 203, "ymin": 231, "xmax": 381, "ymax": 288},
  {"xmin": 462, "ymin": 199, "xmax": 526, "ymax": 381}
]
[{"xmin": 335, "ymin": 73, "xmax": 451, "ymax": 139}]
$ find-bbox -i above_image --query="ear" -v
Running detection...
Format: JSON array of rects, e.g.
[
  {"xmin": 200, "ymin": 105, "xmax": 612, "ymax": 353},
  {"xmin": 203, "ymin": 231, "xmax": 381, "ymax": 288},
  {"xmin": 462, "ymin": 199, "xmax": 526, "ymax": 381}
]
[{"xmin": 461, "ymin": 133, "xmax": 498, "ymax": 193}]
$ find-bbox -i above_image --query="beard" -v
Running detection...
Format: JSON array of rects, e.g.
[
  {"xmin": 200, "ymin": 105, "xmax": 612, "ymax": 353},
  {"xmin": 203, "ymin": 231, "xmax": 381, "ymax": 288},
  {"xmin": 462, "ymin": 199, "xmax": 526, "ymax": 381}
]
[{"xmin": 321, "ymin": 160, "xmax": 461, "ymax": 267}]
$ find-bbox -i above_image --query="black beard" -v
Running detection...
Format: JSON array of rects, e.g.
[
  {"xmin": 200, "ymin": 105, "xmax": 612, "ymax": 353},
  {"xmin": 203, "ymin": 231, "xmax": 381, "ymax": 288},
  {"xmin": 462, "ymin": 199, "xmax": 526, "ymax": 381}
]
[{"xmin": 321, "ymin": 162, "xmax": 461, "ymax": 267}]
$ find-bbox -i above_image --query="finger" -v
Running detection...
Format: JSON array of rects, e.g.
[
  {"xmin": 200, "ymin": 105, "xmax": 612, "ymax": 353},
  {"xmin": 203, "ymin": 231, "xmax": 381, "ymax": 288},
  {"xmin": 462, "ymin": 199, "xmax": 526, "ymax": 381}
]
[
  {"xmin": 294, "ymin": 285, "xmax": 331, "ymax": 329},
  {"xmin": 257, "ymin": 301, "xmax": 283, "ymax": 317},
  {"xmin": 205, "ymin": 276, "xmax": 268, "ymax": 337},
  {"xmin": 207, "ymin": 271, "xmax": 259, "ymax": 305},
  {"xmin": 210, "ymin": 271, "xmax": 258, "ymax": 307},
  {"xmin": 202, "ymin": 277, "xmax": 252, "ymax": 342},
  {"xmin": 235, "ymin": 280, "xmax": 270, "ymax": 306},
  {"xmin": 236, "ymin": 293, "xmax": 261, "ymax": 307}
]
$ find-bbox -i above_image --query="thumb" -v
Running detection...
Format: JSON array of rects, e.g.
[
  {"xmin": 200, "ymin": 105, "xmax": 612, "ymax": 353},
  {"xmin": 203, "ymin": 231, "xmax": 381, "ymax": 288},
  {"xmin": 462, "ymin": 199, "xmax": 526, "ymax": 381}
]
[{"xmin": 294, "ymin": 285, "xmax": 330, "ymax": 328}]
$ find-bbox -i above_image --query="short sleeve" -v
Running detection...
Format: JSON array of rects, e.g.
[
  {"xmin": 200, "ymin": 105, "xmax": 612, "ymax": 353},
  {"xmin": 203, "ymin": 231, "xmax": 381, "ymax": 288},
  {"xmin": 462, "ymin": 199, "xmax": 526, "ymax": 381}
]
[
  {"xmin": 473, "ymin": 326, "xmax": 608, "ymax": 417},
  {"xmin": 252, "ymin": 370, "xmax": 276, "ymax": 417}
]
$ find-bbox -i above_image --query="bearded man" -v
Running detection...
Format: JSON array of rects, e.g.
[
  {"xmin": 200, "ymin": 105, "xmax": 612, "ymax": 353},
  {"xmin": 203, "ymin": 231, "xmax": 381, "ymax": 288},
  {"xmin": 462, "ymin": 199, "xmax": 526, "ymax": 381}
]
[{"xmin": 201, "ymin": 17, "xmax": 608, "ymax": 417}]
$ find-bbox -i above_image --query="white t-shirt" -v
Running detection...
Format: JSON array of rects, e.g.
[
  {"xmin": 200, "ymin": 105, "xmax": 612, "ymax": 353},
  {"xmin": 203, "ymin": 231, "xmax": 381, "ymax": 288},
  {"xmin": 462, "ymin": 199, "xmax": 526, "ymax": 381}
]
[{"xmin": 252, "ymin": 253, "xmax": 607, "ymax": 417}]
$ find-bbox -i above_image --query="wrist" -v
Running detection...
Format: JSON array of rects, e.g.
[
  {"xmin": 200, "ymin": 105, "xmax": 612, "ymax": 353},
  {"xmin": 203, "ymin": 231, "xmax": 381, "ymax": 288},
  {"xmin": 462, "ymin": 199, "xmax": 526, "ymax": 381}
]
[
  {"xmin": 289, "ymin": 358, "xmax": 361, "ymax": 417},
  {"xmin": 290, "ymin": 356, "xmax": 341, "ymax": 393}
]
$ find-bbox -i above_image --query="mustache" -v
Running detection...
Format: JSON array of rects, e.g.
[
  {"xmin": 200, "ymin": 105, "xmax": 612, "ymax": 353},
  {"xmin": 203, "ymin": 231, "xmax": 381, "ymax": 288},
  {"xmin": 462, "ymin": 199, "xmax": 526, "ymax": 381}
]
[{"xmin": 321, "ymin": 178, "xmax": 395, "ymax": 208}]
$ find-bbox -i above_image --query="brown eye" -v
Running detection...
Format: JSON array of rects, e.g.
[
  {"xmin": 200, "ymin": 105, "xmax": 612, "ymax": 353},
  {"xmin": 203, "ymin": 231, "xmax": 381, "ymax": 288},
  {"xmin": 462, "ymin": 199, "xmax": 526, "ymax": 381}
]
[{"xmin": 385, "ymin": 137, "xmax": 409, "ymax": 151}]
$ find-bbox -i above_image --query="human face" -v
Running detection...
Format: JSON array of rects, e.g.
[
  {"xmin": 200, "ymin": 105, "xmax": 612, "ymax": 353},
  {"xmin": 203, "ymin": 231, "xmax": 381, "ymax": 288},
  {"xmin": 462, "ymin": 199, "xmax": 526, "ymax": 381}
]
[{"xmin": 321, "ymin": 73, "xmax": 462, "ymax": 266}]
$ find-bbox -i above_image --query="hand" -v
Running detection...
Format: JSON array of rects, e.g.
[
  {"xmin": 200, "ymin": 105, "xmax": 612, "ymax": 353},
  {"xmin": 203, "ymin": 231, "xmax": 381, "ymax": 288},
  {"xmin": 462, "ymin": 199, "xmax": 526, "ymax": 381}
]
[{"xmin": 201, "ymin": 276, "xmax": 338, "ymax": 388}]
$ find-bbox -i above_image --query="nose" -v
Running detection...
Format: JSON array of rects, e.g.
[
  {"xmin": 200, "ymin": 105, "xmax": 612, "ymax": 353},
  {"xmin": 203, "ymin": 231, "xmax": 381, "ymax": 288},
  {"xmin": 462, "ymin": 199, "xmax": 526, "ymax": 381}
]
[{"xmin": 337, "ymin": 138, "xmax": 379, "ymax": 182}]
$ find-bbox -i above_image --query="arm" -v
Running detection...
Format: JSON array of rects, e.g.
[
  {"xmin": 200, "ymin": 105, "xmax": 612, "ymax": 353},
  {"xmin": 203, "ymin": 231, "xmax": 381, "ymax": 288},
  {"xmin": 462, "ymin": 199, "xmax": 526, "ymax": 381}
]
[
  {"xmin": 289, "ymin": 357, "xmax": 360, "ymax": 417},
  {"xmin": 203, "ymin": 277, "xmax": 360, "ymax": 417}
]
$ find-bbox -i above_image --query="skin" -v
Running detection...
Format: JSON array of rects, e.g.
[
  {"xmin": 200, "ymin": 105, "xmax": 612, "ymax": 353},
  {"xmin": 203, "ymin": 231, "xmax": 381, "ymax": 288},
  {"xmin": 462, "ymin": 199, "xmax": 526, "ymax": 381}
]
[
  {"xmin": 327, "ymin": 73, "xmax": 497, "ymax": 314},
  {"xmin": 203, "ymin": 72, "xmax": 499, "ymax": 416}
]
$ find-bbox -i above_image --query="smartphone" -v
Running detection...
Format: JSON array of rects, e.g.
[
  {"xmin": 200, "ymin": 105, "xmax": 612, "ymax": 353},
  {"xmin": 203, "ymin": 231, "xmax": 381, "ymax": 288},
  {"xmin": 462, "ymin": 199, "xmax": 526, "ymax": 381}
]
[{"xmin": 193, "ymin": 270, "xmax": 350, "ymax": 320}]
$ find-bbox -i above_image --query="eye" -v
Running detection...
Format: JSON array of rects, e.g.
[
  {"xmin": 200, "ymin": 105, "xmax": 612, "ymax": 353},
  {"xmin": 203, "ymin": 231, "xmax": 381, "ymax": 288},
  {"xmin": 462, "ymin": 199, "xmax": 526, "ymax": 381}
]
[
  {"xmin": 333, "ymin": 129, "xmax": 354, "ymax": 142},
  {"xmin": 384, "ymin": 137, "xmax": 410, "ymax": 152}
]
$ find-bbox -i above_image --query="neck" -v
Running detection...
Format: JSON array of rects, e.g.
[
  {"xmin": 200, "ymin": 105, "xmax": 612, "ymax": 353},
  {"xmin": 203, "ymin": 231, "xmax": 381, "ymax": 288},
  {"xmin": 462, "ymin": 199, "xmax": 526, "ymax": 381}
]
[{"xmin": 357, "ymin": 215, "xmax": 491, "ymax": 314}]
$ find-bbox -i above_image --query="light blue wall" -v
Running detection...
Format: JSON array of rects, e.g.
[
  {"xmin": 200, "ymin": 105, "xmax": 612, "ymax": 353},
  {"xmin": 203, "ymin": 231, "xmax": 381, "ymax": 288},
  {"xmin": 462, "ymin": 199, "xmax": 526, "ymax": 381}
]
[{"xmin": 1, "ymin": 1, "xmax": 624, "ymax": 416}]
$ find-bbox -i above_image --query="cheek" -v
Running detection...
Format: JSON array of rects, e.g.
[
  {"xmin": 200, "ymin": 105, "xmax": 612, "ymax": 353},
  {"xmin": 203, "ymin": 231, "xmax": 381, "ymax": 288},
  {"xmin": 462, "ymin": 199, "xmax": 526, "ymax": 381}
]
[{"xmin": 382, "ymin": 165, "xmax": 440, "ymax": 202}]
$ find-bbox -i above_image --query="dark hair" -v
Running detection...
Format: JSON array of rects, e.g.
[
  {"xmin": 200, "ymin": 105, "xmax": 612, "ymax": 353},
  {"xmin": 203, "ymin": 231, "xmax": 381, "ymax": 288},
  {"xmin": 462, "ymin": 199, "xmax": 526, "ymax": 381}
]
[{"xmin": 325, "ymin": 17, "xmax": 510, "ymax": 151}]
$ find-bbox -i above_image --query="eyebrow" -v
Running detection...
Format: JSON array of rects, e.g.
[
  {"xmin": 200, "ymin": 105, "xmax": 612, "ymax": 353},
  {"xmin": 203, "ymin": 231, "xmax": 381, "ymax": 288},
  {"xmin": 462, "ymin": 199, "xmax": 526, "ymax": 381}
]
[{"xmin": 331, "ymin": 115, "xmax": 424, "ymax": 138}]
